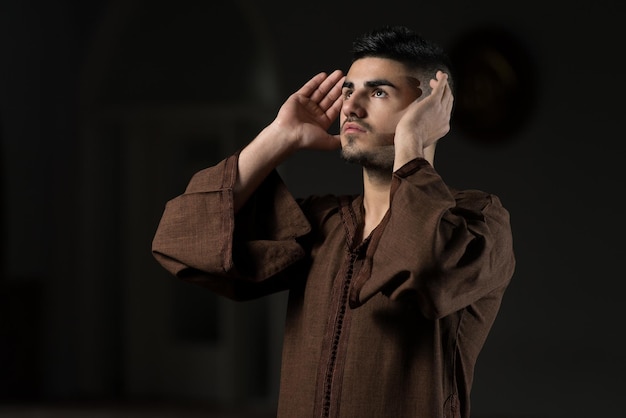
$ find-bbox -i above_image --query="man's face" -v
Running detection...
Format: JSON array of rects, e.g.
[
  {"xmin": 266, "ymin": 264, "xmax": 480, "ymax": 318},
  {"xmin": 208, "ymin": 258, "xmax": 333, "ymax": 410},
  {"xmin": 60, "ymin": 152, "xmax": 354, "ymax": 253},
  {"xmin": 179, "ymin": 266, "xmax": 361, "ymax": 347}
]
[{"xmin": 340, "ymin": 57, "xmax": 423, "ymax": 170}]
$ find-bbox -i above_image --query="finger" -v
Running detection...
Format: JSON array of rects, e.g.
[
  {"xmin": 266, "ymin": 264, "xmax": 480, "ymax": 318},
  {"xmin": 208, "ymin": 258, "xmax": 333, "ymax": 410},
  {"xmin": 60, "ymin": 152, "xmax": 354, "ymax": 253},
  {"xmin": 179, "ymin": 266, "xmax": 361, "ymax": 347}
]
[
  {"xmin": 433, "ymin": 74, "xmax": 451, "ymax": 104},
  {"xmin": 429, "ymin": 71, "xmax": 443, "ymax": 86},
  {"xmin": 442, "ymin": 77, "xmax": 454, "ymax": 112},
  {"xmin": 318, "ymin": 75, "xmax": 345, "ymax": 112},
  {"xmin": 429, "ymin": 73, "xmax": 446, "ymax": 99},
  {"xmin": 445, "ymin": 92, "xmax": 454, "ymax": 115},
  {"xmin": 310, "ymin": 69, "xmax": 344, "ymax": 104},
  {"xmin": 297, "ymin": 72, "xmax": 329, "ymax": 98},
  {"xmin": 440, "ymin": 80, "xmax": 451, "ymax": 104},
  {"xmin": 443, "ymin": 80, "xmax": 453, "ymax": 104},
  {"xmin": 324, "ymin": 89, "xmax": 344, "ymax": 122}
]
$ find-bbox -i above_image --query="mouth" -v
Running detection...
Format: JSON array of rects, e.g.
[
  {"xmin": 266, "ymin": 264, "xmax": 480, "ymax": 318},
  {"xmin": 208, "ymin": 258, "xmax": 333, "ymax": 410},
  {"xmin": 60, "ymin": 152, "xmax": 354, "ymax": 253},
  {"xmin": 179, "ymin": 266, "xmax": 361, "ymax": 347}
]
[{"xmin": 342, "ymin": 122, "xmax": 367, "ymax": 134}]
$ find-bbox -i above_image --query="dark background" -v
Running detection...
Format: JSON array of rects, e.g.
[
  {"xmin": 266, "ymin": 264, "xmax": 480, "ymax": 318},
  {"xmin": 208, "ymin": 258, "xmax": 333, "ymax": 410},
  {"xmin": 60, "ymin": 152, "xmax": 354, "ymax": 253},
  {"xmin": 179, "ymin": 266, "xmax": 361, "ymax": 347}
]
[{"xmin": 1, "ymin": 1, "xmax": 624, "ymax": 417}]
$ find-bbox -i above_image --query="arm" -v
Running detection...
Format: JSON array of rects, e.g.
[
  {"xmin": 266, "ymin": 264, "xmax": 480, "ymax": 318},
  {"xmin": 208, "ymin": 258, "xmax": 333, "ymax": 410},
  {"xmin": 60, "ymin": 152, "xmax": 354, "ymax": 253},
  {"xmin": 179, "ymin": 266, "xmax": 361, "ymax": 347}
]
[
  {"xmin": 152, "ymin": 155, "xmax": 312, "ymax": 300},
  {"xmin": 234, "ymin": 70, "xmax": 345, "ymax": 211},
  {"xmin": 152, "ymin": 71, "xmax": 345, "ymax": 299},
  {"xmin": 349, "ymin": 160, "xmax": 515, "ymax": 319}
]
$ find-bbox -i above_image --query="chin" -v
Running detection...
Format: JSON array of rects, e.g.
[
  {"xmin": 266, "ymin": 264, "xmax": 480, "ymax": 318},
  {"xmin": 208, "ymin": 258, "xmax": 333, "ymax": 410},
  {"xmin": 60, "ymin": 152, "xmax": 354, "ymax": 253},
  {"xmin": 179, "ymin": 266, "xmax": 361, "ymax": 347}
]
[{"xmin": 340, "ymin": 148, "xmax": 394, "ymax": 171}]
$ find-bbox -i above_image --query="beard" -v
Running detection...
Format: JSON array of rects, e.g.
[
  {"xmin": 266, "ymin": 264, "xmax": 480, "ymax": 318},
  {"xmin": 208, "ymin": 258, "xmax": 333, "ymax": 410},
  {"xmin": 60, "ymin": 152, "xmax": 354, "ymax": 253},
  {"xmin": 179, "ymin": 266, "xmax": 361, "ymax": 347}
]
[{"xmin": 340, "ymin": 138, "xmax": 395, "ymax": 173}]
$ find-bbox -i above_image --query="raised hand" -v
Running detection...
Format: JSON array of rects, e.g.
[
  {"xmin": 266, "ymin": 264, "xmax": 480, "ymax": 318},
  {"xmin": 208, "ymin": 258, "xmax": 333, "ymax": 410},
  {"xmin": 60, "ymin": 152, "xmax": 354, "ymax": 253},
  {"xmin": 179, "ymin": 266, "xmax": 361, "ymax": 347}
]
[
  {"xmin": 271, "ymin": 70, "xmax": 345, "ymax": 151},
  {"xmin": 234, "ymin": 70, "xmax": 344, "ymax": 211},
  {"xmin": 393, "ymin": 71, "xmax": 454, "ymax": 168}
]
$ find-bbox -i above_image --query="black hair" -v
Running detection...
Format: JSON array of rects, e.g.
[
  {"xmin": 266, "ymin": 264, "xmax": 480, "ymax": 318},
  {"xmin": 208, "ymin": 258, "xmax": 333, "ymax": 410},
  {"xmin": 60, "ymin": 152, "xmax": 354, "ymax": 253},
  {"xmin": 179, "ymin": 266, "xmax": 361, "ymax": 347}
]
[{"xmin": 351, "ymin": 25, "xmax": 454, "ymax": 92}]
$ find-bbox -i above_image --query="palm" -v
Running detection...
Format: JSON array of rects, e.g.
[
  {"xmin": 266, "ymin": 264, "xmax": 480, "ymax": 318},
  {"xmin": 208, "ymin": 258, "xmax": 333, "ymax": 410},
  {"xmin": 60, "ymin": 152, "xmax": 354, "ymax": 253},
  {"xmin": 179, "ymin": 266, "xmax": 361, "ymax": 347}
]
[
  {"xmin": 396, "ymin": 72, "xmax": 454, "ymax": 150},
  {"xmin": 274, "ymin": 70, "xmax": 344, "ymax": 151}
]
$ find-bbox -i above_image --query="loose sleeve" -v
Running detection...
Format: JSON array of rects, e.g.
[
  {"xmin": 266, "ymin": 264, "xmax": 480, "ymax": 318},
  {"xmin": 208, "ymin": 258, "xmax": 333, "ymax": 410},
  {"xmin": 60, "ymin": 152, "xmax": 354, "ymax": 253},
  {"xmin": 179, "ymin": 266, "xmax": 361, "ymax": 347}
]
[
  {"xmin": 151, "ymin": 153, "xmax": 312, "ymax": 300},
  {"xmin": 349, "ymin": 158, "xmax": 516, "ymax": 319}
]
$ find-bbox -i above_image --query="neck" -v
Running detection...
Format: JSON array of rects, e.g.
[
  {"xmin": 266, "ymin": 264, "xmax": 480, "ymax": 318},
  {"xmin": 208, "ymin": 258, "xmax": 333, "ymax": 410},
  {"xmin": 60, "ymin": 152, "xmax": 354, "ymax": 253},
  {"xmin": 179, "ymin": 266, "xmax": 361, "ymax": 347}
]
[{"xmin": 361, "ymin": 168, "xmax": 392, "ymax": 240}]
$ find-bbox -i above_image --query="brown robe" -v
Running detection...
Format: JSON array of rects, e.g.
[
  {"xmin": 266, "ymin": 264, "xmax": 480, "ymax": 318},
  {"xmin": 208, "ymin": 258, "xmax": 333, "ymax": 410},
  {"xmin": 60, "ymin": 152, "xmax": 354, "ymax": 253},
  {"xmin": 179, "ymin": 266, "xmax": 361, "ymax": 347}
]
[{"xmin": 152, "ymin": 153, "xmax": 516, "ymax": 418}]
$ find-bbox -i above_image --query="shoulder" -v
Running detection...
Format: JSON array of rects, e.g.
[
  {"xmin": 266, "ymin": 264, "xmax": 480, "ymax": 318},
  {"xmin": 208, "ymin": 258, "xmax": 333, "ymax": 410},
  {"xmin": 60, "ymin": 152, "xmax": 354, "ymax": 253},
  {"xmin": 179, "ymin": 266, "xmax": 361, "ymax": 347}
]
[{"xmin": 451, "ymin": 188, "xmax": 508, "ymax": 217}]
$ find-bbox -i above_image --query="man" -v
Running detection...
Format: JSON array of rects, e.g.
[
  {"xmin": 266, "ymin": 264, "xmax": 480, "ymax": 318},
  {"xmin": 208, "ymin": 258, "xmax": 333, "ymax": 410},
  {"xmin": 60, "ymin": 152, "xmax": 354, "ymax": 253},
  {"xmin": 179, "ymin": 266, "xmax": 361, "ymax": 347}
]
[{"xmin": 152, "ymin": 25, "xmax": 515, "ymax": 418}]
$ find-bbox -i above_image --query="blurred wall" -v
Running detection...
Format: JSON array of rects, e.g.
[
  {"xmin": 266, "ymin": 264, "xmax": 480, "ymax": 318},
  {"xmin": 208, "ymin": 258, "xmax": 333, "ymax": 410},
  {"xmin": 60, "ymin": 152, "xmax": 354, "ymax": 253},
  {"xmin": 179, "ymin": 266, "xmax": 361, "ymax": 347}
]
[{"xmin": 1, "ymin": 0, "xmax": 625, "ymax": 417}]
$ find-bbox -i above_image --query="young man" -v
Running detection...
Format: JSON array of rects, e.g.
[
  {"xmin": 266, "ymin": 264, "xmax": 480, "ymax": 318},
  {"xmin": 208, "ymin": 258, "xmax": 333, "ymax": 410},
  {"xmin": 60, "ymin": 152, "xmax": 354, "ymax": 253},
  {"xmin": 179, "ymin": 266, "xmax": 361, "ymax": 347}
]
[{"xmin": 152, "ymin": 26, "xmax": 515, "ymax": 418}]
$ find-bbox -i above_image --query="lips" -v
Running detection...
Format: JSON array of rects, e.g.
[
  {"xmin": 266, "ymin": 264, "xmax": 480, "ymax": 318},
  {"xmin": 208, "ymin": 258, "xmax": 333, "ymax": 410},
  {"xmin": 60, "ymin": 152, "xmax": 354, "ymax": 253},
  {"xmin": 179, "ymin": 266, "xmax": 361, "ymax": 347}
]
[{"xmin": 342, "ymin": 122, "xmax": 366, "ymax": 134}]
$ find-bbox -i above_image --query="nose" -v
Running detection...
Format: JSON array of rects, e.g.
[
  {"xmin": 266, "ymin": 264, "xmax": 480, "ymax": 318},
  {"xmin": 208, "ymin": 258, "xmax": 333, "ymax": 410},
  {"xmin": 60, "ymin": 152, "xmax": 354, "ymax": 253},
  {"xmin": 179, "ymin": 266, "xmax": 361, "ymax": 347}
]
[{"xmin": 342, "ymin": 93, "xmax": 366, "ymax": 119}]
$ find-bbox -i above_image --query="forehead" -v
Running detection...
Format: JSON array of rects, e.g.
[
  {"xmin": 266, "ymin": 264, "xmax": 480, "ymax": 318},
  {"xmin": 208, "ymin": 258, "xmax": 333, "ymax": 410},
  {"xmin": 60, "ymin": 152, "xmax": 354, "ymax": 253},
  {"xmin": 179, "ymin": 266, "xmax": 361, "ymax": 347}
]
[{"xmin": 345, "ymin": 57, "xmax": 416, "ymax": 86}]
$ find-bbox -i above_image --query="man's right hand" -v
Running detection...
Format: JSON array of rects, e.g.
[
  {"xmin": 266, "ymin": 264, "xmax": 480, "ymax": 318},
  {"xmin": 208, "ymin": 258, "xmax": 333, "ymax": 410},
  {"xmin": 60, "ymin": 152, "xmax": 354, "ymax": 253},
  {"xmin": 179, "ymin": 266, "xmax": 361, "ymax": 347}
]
[
  {"xmin": 270, "ymin": 69, "xmax": 345, "ymax": 152},
  {"xmin": 234, "ymin": 70, "xmax": 344, "ymax": 211}
]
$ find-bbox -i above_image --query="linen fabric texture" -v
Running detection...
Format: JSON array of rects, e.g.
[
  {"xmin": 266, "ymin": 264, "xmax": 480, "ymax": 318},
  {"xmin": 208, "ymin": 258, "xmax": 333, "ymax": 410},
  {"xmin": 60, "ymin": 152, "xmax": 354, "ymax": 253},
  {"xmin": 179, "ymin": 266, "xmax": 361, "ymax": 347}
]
[{"xmin": 152, "ymin": 152, "xmax": 516, "ymax": 418}]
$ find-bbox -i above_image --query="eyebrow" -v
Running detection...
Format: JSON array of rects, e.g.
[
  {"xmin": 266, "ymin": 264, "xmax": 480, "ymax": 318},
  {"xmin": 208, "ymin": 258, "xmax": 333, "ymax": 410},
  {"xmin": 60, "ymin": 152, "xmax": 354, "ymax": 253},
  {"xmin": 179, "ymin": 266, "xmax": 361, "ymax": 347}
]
[{"xmin": 342, "ymin": 79, "xmax": 398, "ymax": 89}]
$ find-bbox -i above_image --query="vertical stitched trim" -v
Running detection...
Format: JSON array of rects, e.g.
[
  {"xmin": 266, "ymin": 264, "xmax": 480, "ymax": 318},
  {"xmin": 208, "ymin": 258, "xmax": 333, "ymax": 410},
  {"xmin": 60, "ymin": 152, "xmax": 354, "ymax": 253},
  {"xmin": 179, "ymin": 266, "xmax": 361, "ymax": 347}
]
[{"xmin": 313, "ymin": 196, "xmax": 360, "ymax": 418}]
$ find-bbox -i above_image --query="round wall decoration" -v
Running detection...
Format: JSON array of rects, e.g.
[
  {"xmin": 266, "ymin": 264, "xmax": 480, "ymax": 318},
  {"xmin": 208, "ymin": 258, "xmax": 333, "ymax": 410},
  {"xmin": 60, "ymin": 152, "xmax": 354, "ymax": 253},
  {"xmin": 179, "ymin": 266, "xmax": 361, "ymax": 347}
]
[{"xmin": 448, "ymin": 26, "xmax": 536, "ymax": 143}]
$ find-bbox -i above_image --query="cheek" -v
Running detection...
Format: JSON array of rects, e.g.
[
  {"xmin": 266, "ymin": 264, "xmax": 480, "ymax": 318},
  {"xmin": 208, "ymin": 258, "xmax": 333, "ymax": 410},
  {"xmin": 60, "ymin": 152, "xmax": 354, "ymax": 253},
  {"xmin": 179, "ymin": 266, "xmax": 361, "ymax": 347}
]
[{"xmin": 378, "ymin": 112, "xmax": 404, "ymax": 136}]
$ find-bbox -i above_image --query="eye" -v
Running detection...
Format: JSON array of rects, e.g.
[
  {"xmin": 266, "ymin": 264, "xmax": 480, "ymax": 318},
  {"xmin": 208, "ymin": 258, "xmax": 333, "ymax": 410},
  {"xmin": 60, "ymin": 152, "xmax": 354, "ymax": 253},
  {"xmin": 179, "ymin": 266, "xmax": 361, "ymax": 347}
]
[
  {"xmin": 342, "ymin": 89, "xmax": 353, "ymax": 100},
  {"xmin": 373, "ymin": 89, "xmax": 388, "ymax": 98}
]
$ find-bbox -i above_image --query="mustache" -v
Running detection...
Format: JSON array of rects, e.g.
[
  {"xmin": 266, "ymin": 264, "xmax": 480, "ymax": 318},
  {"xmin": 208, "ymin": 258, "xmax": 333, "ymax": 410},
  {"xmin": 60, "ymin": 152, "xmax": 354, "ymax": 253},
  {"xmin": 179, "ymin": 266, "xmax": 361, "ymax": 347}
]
[{"xmin": 341, "ymin": 117, "xmax": 371, "ymax": 132}]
